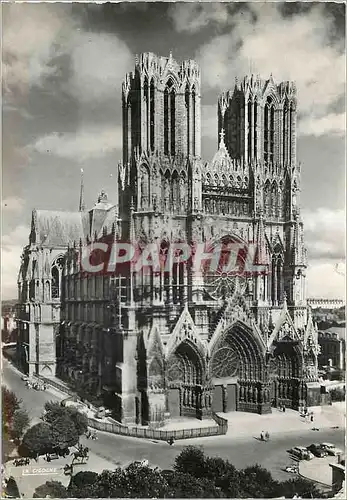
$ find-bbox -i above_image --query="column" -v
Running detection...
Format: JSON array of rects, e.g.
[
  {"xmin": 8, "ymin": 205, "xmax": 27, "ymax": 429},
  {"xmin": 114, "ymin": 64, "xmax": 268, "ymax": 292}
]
[
  {"xmin": 290, "ymin": 105, "xmax": 296, "ymax": 166},
  {"xmin": 141, "ymin": 84, "xmax": 147, "ymax": 153},
  {"xmin": 249, "ymin": 100, "xmax": 254, "ymax": 161},
  {"xmin": 128, "ymin": 104, "xmax": 132, "ymax": 165}
]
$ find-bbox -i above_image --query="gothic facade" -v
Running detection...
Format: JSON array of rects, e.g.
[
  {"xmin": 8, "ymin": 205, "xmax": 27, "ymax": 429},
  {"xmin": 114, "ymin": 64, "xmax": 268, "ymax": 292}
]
[{"xmin": 17, "ymin": 52, "xmax": 321, "ymax": 425}]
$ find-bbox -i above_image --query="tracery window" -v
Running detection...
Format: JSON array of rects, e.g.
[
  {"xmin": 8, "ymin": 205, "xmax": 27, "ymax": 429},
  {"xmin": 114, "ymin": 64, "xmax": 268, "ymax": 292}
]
[
  {"xmin": 192, "ymin": 86, "xmax": 196, "ymax": 156},
  {"xmin": 264, "ymin": 97, "xmax": 274, "ymax": 164},
  {"xmin": 164, "ymin": 79, "xmax": 175, "ymax": 156},
  {"xmin": 150, "ymin": 79, "xmax": 155, "ymax": 151},
  {"xmin": 140, "ymin": 164, "xmax": 150, "ymax": 209}
]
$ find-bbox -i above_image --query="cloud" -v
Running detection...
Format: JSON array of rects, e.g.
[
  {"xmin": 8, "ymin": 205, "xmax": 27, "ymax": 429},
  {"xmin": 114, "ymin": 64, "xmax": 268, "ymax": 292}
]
[
  {"xmin": 168, "ymin": 3, "xmax": 231, "ymax": 33},
  {"xmin": 189, "ymin": 3, "xmax": 345, "ymax": 138},
  {"xmin": 1, "ymin": 224, "xmax": 30, "ymax": 299},
  {"xmin": 2, "ymin": 197, "xmax": 24, "ymax": 214},
  {"xmin": 303, "ymin": 208, "xmax": 345, "ymax": 261},
  {"xmin": 66, "ymin": 32, "xmax": 133, "ymax": 103},
  {"xmin": 3, "ymin": 3, "xmax": 75, "ymax": 95},
  {"xmin": 298, "ymin": 112, "xmax": 346, "ymax": 137},
  {"xmin": 307, "ymin": 261, "xmax": 345, "ymax": 299},
  {"xmin": 3, "ymin": 3, "xmax": 133, "ymax": 104},
  {"xmin": 29, "ymin": 126, "xmax": 123, "ymax": 161}
]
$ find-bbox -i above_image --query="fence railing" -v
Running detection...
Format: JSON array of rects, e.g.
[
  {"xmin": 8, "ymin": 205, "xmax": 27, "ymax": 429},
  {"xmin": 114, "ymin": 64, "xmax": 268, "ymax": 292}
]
[
  {"xmin": 36, "ymin": 375, "xmax": 229, "ymax": 441},
  {"xmin": 86, "ymin": 416, "xmax": 226, "ymax": 441}
]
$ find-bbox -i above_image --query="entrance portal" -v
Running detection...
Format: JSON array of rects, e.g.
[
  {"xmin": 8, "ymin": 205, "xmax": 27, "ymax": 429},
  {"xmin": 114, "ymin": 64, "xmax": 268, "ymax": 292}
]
[
  {"xmin": 212, "ymin": 385, "xmax": 223, "ymax": 412},
  {"xmin": 168, "ymin": 388, "xmax": 180, "ymax": 418},
  {"xmin": 227, "ymin": 384, "xmax": 237, "ymax": 411}
]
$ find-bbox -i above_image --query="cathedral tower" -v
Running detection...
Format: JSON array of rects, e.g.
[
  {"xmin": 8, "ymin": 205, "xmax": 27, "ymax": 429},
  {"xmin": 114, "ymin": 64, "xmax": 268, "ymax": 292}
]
[
  {"xmin": 218, "ymin": 75, "xmax": 297, "ymax": 166},
  {"xmin": 122, "ymin": 52, "xmax": 201, "ymax": 166}
]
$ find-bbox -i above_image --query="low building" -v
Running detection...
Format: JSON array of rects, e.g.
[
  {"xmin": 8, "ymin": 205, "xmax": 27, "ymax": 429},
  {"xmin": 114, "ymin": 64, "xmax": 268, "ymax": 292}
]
[{"xmin": 318, "ymin": 328, "xmax": 346, "ymax": 372}]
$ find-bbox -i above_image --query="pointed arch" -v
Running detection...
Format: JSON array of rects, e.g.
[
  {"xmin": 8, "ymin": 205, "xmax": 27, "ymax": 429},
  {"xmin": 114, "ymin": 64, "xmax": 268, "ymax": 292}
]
[
  {"xmin": 264, "ymin": 96, "xmax": 275, "ymax": 164},
  {"xmin": 271, "ymin": 181, "xmax": 278, "ymax": 217},
  {"xmin": 264, "ymin": 179, "xmax": 271, "ymax": 216},
  {"xmin": 192, "ymin": 85, "xmax": 196, "ymax": 156},
  {"xmin": 185, "ymin": 83, "xmax": 190, "ymax": 155},
  {"xmin": 140, "ymin": 164, "xmax": 150, "ymax": 210},
  {"xmin": 210, "ymin": 321, "xmax": 265, "ymax": 382},
  {"xmin": 150, "ymin": 78, "xmax": 155, "ymax": 151},
  {"xmin": 164, "ymin": 78, "xmax": 176, "ymax": 156},
  {"xmin": 171, "ymin": 170, "xmax": 179, "ymax": 212}
]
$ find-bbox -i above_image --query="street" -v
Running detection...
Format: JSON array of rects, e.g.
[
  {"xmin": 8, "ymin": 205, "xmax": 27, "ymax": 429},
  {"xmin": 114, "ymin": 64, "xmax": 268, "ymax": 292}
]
[
  {"xmin": 3, "ymin": 358, "xmax": 345, "ymax": 483},
  {"xmin": 2, "ymin": 359, "xmax": 61, "ymax": 422}
]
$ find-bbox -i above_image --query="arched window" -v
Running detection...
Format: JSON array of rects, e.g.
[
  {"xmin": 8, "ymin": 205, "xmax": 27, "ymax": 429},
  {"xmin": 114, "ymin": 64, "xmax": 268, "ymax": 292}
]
[
  {"xmin": 140, "ymin": 164, "xmax": 150, "ymax": 209},
  {"xmin": 171, "ymin": 171, "xmax": 179, "ymax": 212},
  {"xmin": 271, "ymin": 182, "xmax": 278, "ymax": 218},
  {"xmin": 264, "ymin": 97, "xmax": 274, "ymax": 164},
  {"xmin": 52, "ymin": 257, "xmax": 64, "ymax": 299},
  {"xmin": 150, "ymin": 79, "xmax": 155, "ymax": 151},
  {"xmin": 180, "ymin": 172, "xmax": 186, "ymax": 212},
  {"xmin": 264, "ymin": 180, "xmax": 271, "ymax": 216},
  {"xmin": 52, "ymin": 266, "xmax": 60, "ymax": 299},
  {"xmin": 289, "ymin": 102, "xmax": 293, "ymax": 165},
  {"xmin": 143, "ymin": 77, "xmax": 149, "ymax": 150},
  {"xmin": 164, "ymin": 79, "xmax": 175, "ymax": 156},
  {"xmin": 192, "ymin": 86, "xmax": 196, "ymax": 156},
  {"xmin": 185, "ymin": 84, "xmax": 190, "ymax": 155},
  {"xmin": 247, "ymin": 99, "xmax": 252, "ymax": 161},
  {"xmin": 283, "ymin": 101, "xmax": 288, "ymax": 164},
  {"xmin": 164, "ymin": 88, "xmax": 169, "ymax": 155},
  {"xmin": 253, "ymin": 100, "xmax": 258, "ymax": 158},
  {"xmin": 271, "ymin": 246, "xmax": 283, "ymax": 305},
  {"xmin": 170, "ymin": 87, "xmax": 176, "ymax": 156}
]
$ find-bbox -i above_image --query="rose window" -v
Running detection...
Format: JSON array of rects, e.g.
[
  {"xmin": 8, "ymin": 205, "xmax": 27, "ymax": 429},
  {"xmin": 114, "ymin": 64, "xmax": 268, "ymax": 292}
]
[
  {"xmin": 212, "ymin": 346, "xmax": 240, "ymax": 378},
  {"xmin": 203, "ymin": 236, "xmax": 247, "ymax": 299}
]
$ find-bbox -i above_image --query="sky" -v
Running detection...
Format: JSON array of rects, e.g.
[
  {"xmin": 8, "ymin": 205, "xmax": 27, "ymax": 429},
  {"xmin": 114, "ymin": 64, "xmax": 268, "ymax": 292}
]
[{"xmin": 2, "ymin": 1, "xmax": 346, "ymax": 300}]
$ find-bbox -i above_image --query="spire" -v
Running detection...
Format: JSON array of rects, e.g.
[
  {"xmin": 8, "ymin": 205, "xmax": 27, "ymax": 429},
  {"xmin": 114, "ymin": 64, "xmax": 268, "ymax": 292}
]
[
  {"xmin": 292, "ymin": 214, "xmax": 302, "ymax": 265},
  {"xmin": 79, "ymin": 168, "xmax": 85, "ymax": 212}
]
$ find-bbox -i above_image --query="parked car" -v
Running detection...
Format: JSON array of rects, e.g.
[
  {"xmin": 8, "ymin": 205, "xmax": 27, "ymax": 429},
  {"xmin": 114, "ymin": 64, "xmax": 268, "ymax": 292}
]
[
  {"xmin": 133, "ymin": 459, "xmax": 149, "ymax": 467},
  {"xmin": 289, "ymin": 446, "xmax": 314, "ymax": 460},
  {"xmin": 320, "ymin": 443, "xmax": 344, "ymax": 456},
  {"xmin": 307, "ymin": 444, "xmax": 328, "ymax": 458}
]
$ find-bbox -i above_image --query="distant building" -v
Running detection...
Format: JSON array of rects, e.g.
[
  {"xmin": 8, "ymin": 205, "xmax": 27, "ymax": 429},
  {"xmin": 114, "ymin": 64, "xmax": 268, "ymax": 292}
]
[
  {"xmin": 318, "ymin": 327, "xmax": 346, "ymax": 371},
  {"xmin": 308, "ymin": 298, "xmax": 344, "ymax": 310}
]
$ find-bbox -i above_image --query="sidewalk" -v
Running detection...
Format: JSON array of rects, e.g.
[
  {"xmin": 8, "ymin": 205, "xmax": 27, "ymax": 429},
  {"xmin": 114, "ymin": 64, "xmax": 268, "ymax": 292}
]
[{"xmin": 218, "ymin": 403, "xmax": 345, "ymax": 440}]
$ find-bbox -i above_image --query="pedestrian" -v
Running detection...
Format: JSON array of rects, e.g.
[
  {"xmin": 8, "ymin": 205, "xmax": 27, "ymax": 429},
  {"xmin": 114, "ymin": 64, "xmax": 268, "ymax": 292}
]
[
  {"xmin": 265, "ymin": 431, "xmax": 270, "ymax": 441},
  {"xmin": 310, "ymin": 414, "xmax": 314, "ymax": 422},
  {"xmin": 260, "ymin": 431, "xmax": 264, "ymax": 441},
  {"xmin": 283, "ymin": 405, "xmax": 286, "ymax": 413}
]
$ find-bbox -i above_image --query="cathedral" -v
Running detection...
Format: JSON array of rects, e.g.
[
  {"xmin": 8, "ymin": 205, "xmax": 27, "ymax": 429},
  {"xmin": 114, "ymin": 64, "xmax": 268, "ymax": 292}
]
[{"xmin": 17, "ymin": 52, "xmax": 321, "ymax": 425}]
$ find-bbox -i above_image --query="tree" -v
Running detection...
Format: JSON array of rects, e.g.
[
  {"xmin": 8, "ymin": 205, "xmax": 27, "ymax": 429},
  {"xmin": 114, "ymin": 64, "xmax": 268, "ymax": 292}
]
[
  {"xmin": 65, "ymin": 406, "xmax": 88, "ymax": 436},
  {"xmin": 5, "ymin": 477, "xmax": 20, "ymax": 498},
  {"xmin": 21, "ymin": 422, "xmax": 54, "ymax": 457},
  {"xmin": 2, "ymin": 386, "xmax": 21, "ymax": 426},
  {"xmin": 11, "ymin": 408, "xmax": 30, "ymax": 440},
  {"xmin": 51, "ymin": 413, "xmax": 79, "ymax": 450},
  {"xmin": 67, "ymin": 471, "xmax": 99, "ymax": 498},
  {"xmin": 43, "ymin": 401, "xmax": 88, "ymax": 437},
  {"xmin": 277, "ymin": 477, "xmax": 322, "ymax": 499},
  {"xmin": 166, "ymin": 471, "xmax": 224, "ymax": 498},
  {"xmin": 122, "ymin": 463, "xmax": 169, "ymax": 498},
  {"xmin": 33, "ymin": 481, "xmax": 68, "ymax": 498},
  {"xmin": 238, "ymin": 464, "xmax": 279, "ymax": 498},
  {"xmin": 174, "ymin": 446, "xmax": 207, "ymax": 478}
]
